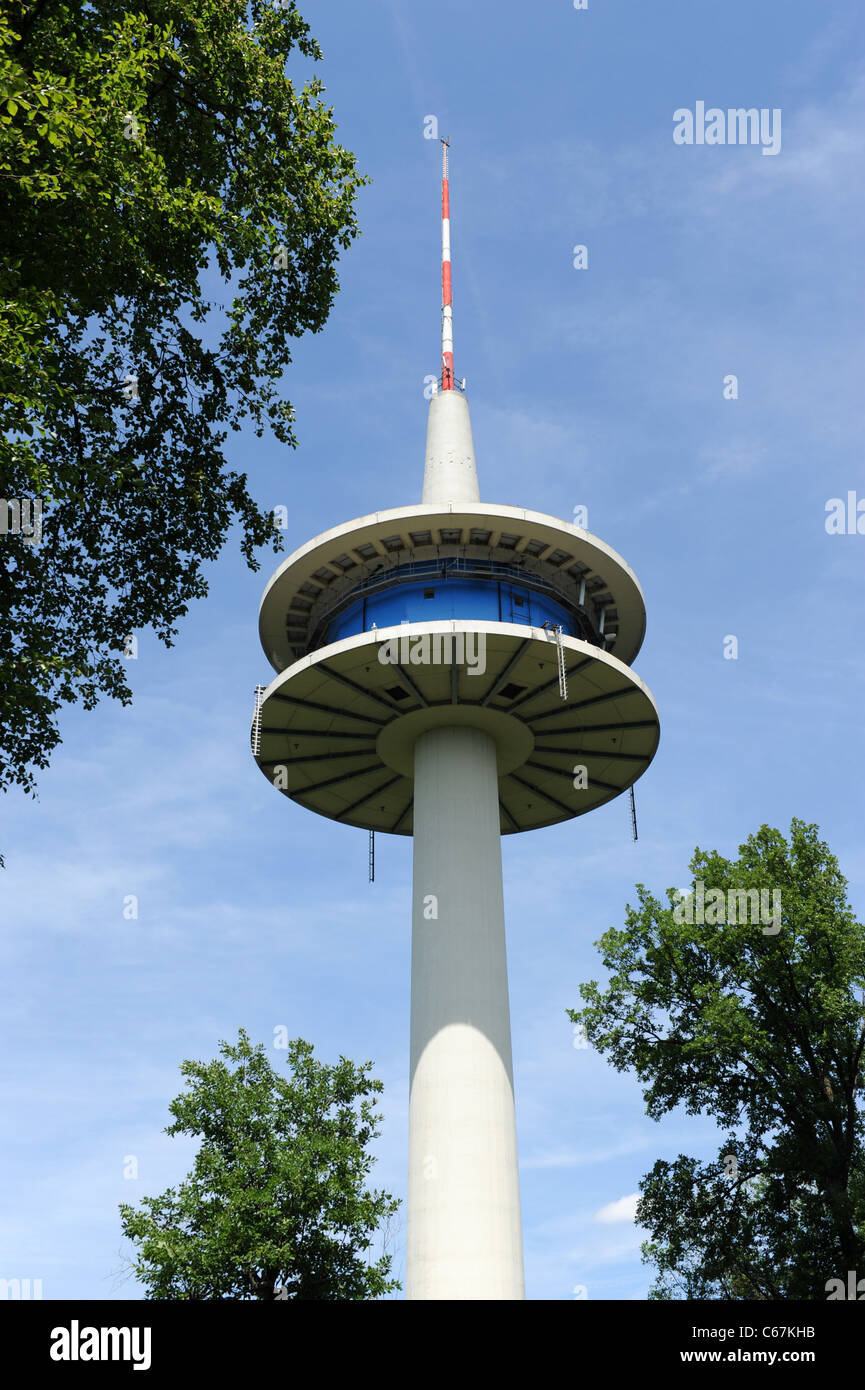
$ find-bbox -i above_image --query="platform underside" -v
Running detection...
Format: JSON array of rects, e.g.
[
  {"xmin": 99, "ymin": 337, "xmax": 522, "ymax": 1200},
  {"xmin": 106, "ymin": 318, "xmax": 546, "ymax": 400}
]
[{"xmin": 253, "ymin": 622, "xmax": 660, "ymax": 835}]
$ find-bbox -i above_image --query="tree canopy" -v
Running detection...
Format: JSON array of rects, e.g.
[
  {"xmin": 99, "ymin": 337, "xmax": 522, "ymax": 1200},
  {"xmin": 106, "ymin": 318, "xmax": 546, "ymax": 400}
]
[
  {"xmin": 0, "ymin": 0, "xmax": 365, "ymax": 804},
  {"xmin": 119, "ymin": 1030, "xmax": 400, "ymax": 1299},
  {"xmin": 569, "ymin": 819, "xmax": 865, "ymax": 1298}
]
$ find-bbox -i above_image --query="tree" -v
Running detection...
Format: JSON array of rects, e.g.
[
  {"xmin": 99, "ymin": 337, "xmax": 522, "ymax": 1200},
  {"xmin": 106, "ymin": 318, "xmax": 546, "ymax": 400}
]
[
  {"xmin": 119, "ymin": 1030, "xmax": 400, "ymax": 1299},
  {"xmin": 568, "ymin": 819, "xmax": 865, "ymax": 1299},
  {"xmin": 0, "ymin": 0, "xmax": 365, "ymax": 806}
]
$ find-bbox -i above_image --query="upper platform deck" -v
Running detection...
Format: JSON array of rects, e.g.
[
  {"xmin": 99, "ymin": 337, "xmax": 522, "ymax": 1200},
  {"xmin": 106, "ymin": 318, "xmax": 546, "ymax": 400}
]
[{"xmin": 259, "ymin": 502, "xmax": 648, "ymax": 674}]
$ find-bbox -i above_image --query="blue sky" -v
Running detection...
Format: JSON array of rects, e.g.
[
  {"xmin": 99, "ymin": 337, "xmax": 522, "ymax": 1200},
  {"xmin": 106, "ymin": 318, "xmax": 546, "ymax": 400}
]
[{"xmin": 2, "ymin": 0, "xmax": 864, "ymax": 1300}]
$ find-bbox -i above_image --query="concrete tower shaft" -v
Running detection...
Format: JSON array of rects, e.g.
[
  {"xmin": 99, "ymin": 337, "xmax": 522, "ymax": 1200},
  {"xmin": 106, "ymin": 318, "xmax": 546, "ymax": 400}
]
[
  {"xmin": 407, "ymin": 725, "xmax": 524, "ymax": 1298},
  {"xmin": 422, "ymin": 390, "xmax": 480, "ymax": 505}
]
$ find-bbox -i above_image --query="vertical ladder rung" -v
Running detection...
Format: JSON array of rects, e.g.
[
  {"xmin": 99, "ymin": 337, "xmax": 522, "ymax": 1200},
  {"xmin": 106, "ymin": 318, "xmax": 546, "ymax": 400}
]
[
  {"xmin": 555, "ymin": 625, "xmax": 568, "ymax": 701},
  {"xmin": 251, "ymin": 684, "xmax": 265, "ymax": 758}
]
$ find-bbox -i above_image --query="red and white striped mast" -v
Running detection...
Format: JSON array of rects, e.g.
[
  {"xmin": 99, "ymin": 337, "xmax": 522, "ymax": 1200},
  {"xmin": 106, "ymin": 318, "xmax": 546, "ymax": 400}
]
[
  {"xmin": 422, "ymin": 137, "xmax": 479, "ymax": 505},
  {"xmin": 440, "ymin": 137, "xmax": 454, "ymax": 392}
]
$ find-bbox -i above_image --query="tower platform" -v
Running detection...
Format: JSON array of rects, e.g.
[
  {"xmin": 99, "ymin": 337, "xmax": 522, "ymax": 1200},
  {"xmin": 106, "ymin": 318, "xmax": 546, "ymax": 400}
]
[
  {"xmin": 259, "ymin": 502, "xmax": 649, "ymax": 672},
  {"xmin": 252, "ymin": 618, "xmax": 659, "ymax": 835}
]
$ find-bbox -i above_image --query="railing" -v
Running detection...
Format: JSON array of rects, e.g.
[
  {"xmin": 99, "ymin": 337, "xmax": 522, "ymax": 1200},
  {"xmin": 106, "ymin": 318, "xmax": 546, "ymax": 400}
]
[
  {"xmin": 305, "ymin": 556, "xmax": 603, "ymax": 654},
  {"xmin": 336, "ymin": 554, "xmax": 577, "ymax": 603},
  {"xmin": 432, "ymin": 371, "xmax": 467, "ymax": 393}
]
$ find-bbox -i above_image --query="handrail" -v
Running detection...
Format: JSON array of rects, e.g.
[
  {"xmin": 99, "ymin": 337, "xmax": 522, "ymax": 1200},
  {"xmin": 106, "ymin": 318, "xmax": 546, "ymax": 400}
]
[{"xmin": 304, "ymin": 556, "xmax": 602, "ymax": 653}]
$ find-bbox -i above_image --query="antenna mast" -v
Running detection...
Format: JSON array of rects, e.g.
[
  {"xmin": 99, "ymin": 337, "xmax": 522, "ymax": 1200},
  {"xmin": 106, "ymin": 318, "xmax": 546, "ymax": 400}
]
[{"xmin": 440, "ymin": 137, "xmax": 454, "ymax": 391}]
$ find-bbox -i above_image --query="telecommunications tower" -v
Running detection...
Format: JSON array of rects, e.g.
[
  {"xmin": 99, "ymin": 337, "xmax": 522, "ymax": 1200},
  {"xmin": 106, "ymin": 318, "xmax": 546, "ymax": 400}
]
[{"xmin": 251, "ymin": 142, "xmax": 660, "ymax": 1300}]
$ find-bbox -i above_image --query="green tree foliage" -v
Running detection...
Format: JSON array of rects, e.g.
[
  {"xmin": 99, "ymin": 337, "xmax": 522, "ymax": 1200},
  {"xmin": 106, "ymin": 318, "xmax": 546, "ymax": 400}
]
[
  {"xmin": 569, "ymin": 820, "xmax": 865, "ymax": 1298},
  {"xmin": 119, "ymin": 1030, "xmax": 400, "ymax": 1299},
  {"xmin": 0, "ymin": 0, "xmax": 365, "ymax": 800}
]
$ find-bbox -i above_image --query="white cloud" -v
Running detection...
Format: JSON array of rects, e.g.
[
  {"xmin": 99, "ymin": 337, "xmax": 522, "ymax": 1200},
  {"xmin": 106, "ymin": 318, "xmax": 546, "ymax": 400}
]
[
  {"xmin": 594, "ymin": 1193, "xmax": 640, "ymax": 1225},
  {"xmin": 698, "ymin": 439, "xmax": 768, "ymax": 481},
  {"xmin": 522, "ymin": 1138, "xmax": 650, "ymax": 1172}
]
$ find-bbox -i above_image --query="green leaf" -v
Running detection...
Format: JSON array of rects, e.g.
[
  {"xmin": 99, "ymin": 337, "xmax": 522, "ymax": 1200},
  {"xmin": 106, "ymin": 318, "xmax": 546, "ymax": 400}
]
[{"xmin": 0, "ymin": 0, "xmax": 367, "ymax": 818}]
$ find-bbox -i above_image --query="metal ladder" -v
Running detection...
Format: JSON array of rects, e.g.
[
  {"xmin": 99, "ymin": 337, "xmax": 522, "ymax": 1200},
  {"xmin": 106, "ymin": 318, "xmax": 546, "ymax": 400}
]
[
  {"xmin": 555, "ymin": 624, "xmax": 568, "ymax": 701},
  {"xmin": 251, "ymin": 684, "xmax": 265, "ymax": 758},
  {"xmin": 541, "ymin": 622, "xmax": 568, "ymax": 701}
]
